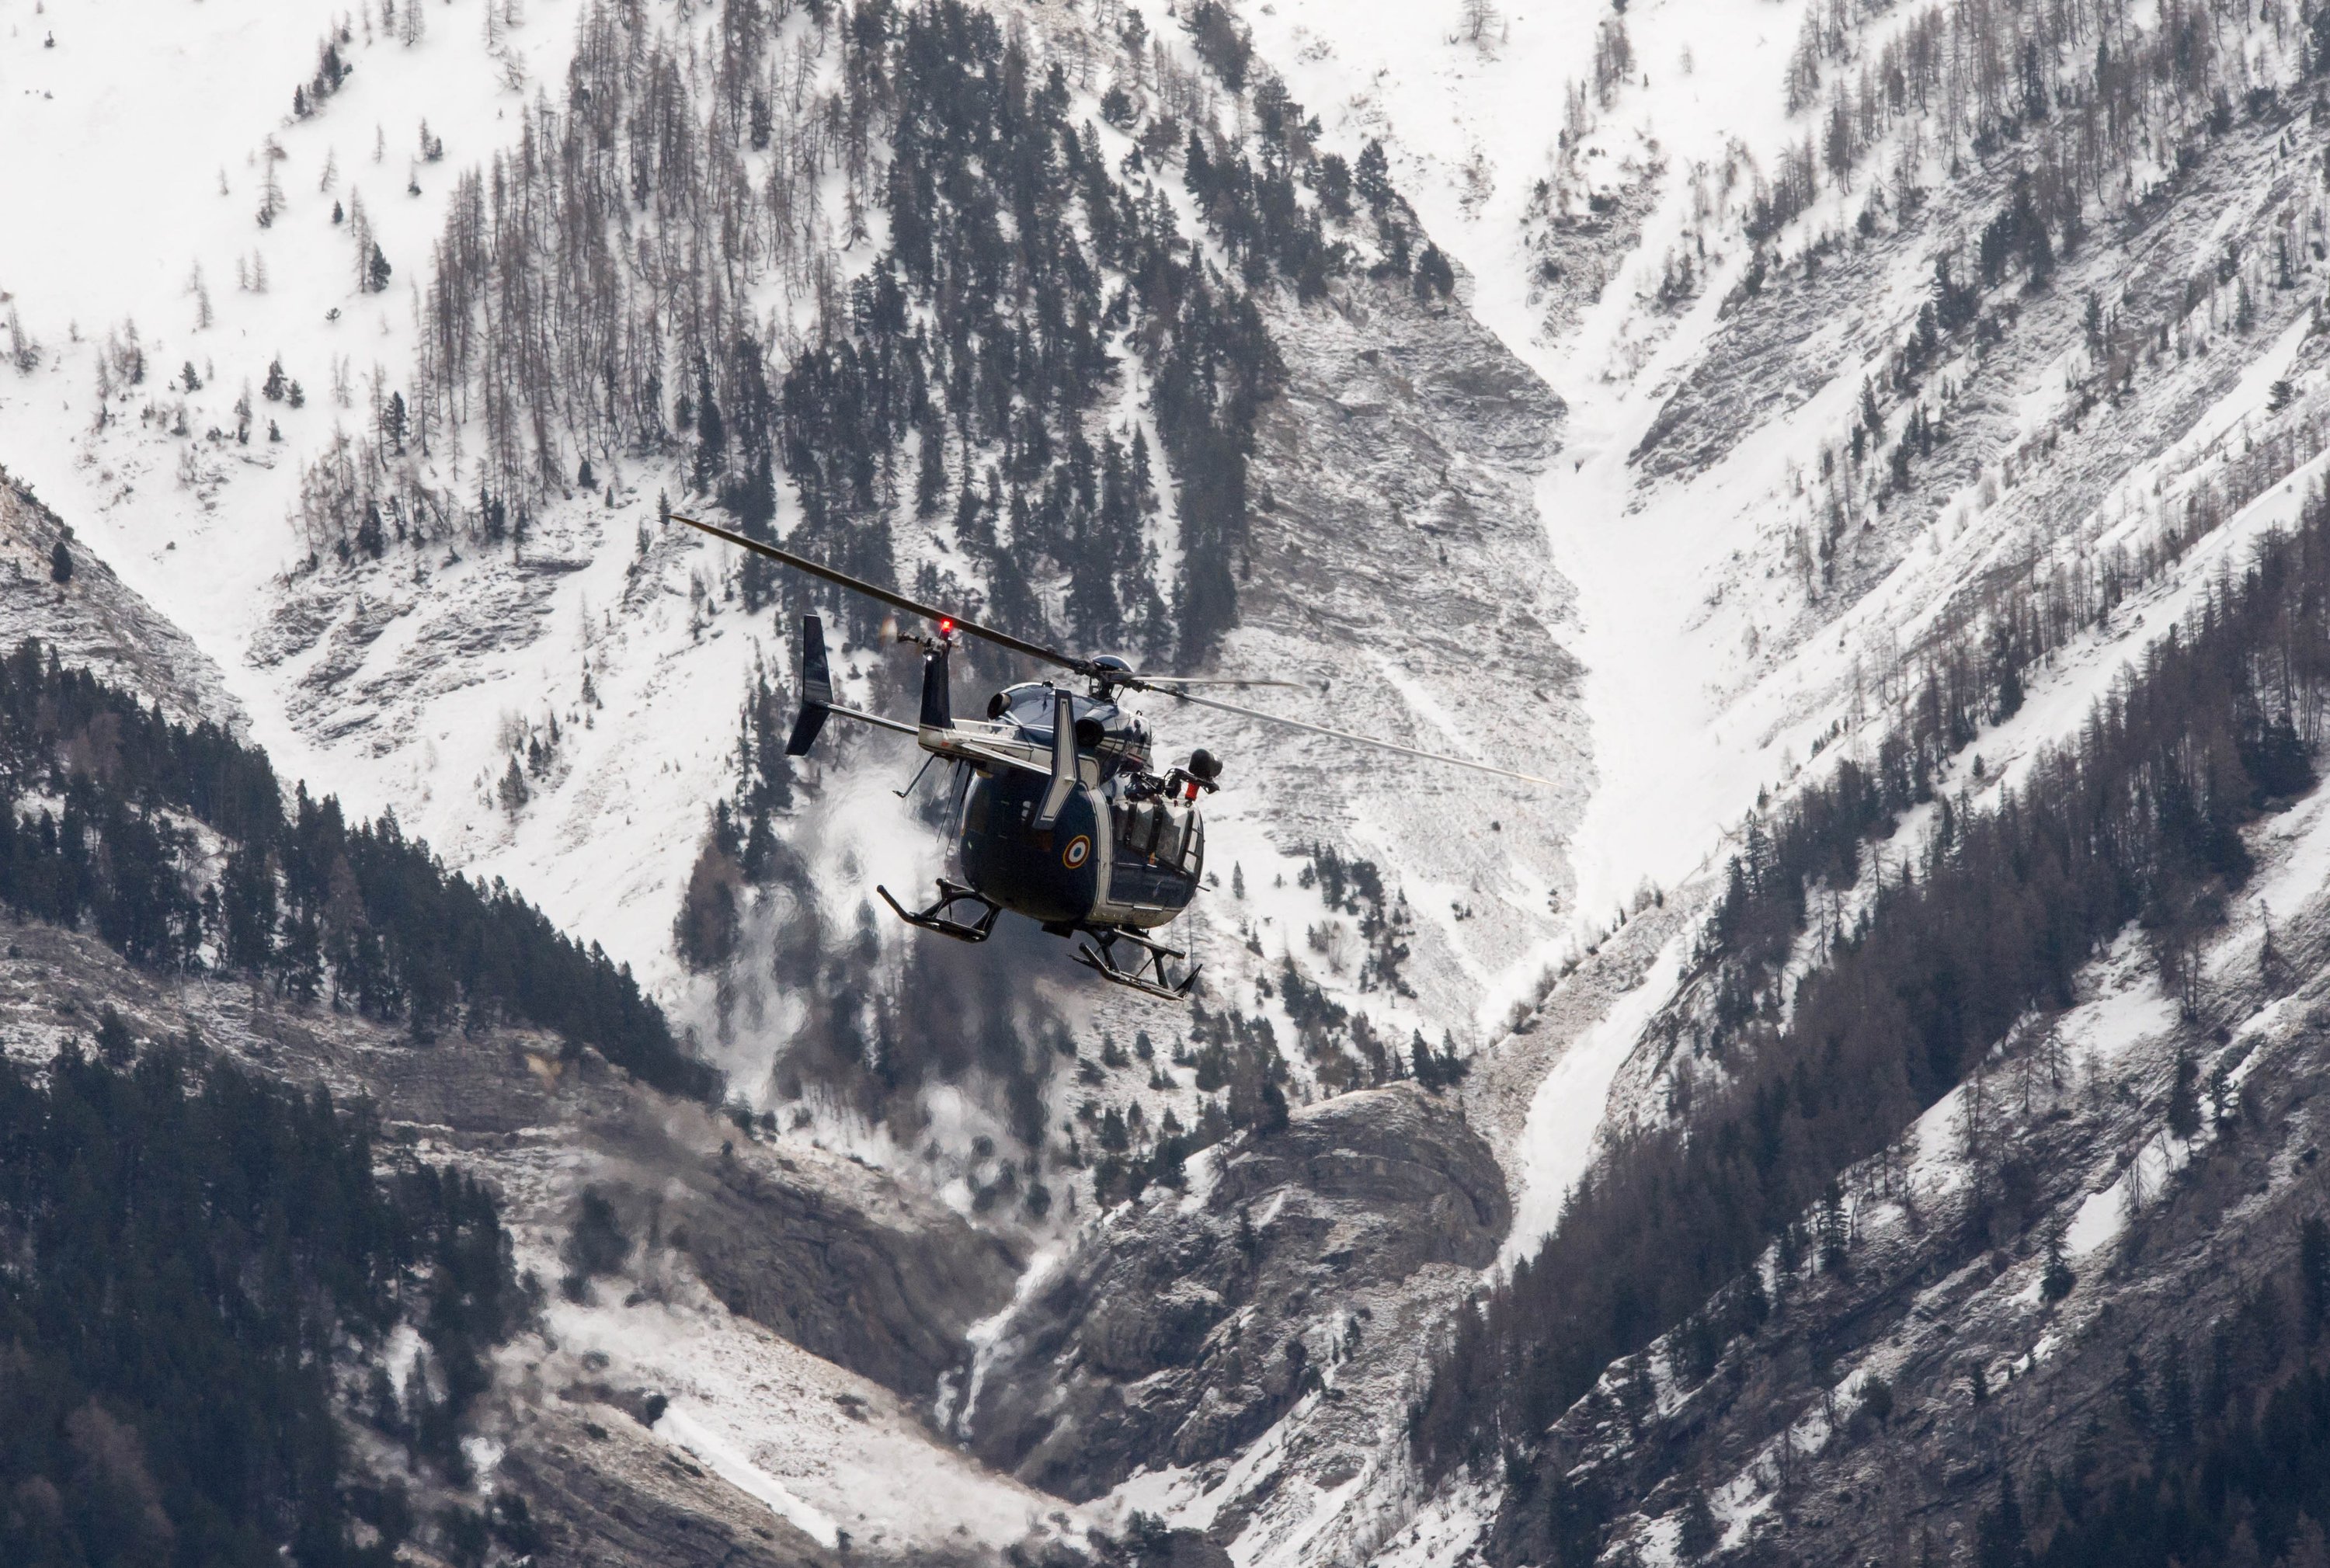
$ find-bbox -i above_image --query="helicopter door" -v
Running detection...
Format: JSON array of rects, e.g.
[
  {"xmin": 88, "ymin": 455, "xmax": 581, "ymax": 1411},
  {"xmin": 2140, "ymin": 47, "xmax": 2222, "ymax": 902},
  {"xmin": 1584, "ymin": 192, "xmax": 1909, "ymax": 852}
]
[
  {"xmin": 1110, "ymin": 802, "xmax": 1197, "ymax": 871},
  {"xmin": 1097, "ymin": 799, "xmax": 1198, "ymax": 918}
]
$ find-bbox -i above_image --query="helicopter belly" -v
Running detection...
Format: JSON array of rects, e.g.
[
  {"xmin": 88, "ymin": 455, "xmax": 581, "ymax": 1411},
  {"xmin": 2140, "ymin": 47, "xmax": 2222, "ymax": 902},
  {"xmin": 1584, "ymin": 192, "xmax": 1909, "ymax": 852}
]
[
  {"xmin": 958, "ymin": 774, "xmax": 1103, "ymax": 924},
  {"xmin": 1095, "ymin": 895, "xmax": 1184, "ymax": 932}
]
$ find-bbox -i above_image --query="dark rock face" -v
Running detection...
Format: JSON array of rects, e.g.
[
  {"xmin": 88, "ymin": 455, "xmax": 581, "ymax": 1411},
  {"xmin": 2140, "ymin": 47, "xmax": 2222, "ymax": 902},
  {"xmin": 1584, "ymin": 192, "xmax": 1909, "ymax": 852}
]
[
  {"xmin": 664, "ymin": 1140, "xmax": 1025, "ymax": 1401},
  {"xmin": 338, "ymin": 1004, "xmax": 1025, "ymax": 1403},
  {"xmin": 963, "ymin": 1084, "xmax": 1508, "ymax": 1500}
]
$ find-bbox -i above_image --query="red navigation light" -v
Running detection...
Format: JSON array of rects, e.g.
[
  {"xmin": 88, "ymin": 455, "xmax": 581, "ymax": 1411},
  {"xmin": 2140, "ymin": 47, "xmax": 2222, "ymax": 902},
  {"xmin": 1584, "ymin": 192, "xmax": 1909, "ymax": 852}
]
[{"xmin": 939, "ymin": 617, "xmax": 954, "ymax": 637}]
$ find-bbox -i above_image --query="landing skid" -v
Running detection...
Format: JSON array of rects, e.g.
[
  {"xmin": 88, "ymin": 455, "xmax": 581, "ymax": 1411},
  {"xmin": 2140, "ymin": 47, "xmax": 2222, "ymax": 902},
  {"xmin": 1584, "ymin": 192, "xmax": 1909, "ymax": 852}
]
[
  {"xmin": 1073, "ymin": 925, "xmax": 1201, "ymax": 1000},
  {"xmin": 876, "ymin": 878, "xmax": 1002, "ymax": 943}
]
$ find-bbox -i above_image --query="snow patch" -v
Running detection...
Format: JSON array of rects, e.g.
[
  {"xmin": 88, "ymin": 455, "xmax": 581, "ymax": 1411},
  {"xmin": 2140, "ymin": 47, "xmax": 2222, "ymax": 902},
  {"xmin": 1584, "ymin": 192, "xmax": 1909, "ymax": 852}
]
[{"xmin": 1503, "ymin": 932, "xmax": 1686, "ymax": 1264}]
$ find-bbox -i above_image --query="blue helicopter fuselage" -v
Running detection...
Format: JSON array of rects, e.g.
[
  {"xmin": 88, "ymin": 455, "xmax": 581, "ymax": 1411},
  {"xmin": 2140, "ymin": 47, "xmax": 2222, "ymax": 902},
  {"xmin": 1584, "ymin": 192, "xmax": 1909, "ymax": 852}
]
[{"xmin": 957, "ymin": 683, "xmax": 1204, "ymax": 931}]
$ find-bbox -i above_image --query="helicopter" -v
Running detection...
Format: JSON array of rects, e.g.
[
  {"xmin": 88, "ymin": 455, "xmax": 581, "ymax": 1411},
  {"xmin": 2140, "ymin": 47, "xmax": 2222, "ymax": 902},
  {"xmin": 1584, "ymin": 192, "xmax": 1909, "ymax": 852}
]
[{"xmin": 675, "ymin": 514, "xmax": 1552, "ymax": 1000}]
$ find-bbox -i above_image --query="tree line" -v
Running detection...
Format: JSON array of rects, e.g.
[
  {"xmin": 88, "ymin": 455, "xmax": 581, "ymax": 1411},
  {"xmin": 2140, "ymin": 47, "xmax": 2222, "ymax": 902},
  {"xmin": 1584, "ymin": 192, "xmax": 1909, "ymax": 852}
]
[
  {"xmin": 0, "ymin": 639, "xmax": 716, "ymax": 1098},
  {"xmin": 290, "ymin": 0, "xmax": 1391, "ymax": 674},
  {"xmin": 0, "ymin": 1045, "xmax": 526, "ymax": 1566}
]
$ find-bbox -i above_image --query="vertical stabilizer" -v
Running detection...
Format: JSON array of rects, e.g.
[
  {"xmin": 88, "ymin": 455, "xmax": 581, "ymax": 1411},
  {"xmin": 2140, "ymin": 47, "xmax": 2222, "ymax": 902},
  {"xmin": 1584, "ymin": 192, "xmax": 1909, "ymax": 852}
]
[
  {"xmin": 1033, "ymin": 687, "xmax": 1076, "ymax": 829},
  {"xmin": 784, "ymin": 613, "xmax": 834, "ymax": 756},
  {"xmin": 918, "ymin": 642, "xmax": 953, "ymax": 732}
]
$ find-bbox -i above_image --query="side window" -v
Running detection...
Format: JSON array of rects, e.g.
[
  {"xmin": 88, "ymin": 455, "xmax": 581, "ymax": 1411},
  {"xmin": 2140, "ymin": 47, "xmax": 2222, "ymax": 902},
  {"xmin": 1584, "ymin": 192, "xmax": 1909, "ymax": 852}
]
[
  {"xmin": 1153, "ymin": 807, "xmax": 1186, "ymax": 867},
  {"xmin": 1179, "ymin": 812, "xmax": 1204, "ymax": 875},
  {"xmin": 1113, "ymin": 801, "xmax": 1147, "ymax": 857},
  {"xmin": 1105, "ymin": 801, "xmax": 1202, "ymax": 871}
]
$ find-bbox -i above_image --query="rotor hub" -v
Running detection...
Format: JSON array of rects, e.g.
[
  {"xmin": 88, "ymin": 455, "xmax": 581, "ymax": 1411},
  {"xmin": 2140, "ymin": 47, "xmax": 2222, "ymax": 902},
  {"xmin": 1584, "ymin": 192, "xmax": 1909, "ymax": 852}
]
[{"xmin": 1086, "ymin": 653, "xmax": 1135, "ymax": 696}]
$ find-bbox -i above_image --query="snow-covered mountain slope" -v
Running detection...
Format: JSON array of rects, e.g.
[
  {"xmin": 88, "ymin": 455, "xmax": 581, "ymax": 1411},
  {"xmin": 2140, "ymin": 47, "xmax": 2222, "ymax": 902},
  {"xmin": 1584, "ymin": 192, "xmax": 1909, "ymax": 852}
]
[
  {"xmin": 1249, "ymin": 0, "xmax": 2330, "ymax": 926},
  {"xmin": 18, "ymin": 0, "xmax": 2330, "ymax": 1562},
  {"xmin": 1236, "ymin": 0, "xmax": 2330, "ymax": 1182},
  {"xmin": 1213, "ymin": 0, "xmax": 2330, "ymax": 1556},
  {"xmin": 0, "ymin": 0, "xmax": 720, "ymax": 971},
  {"xmin": 0, "ymin": 0, "xmax": 1582, "ymax": 1048},
  {"xmin": 2, "ymin": 0, "xmax": 1584, "ymax": 1556}
]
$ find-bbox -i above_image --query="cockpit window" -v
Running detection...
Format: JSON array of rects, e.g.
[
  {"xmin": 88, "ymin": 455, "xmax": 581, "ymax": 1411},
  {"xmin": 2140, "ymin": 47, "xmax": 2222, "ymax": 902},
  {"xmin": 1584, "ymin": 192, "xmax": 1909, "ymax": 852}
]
[{"xmin": 993, "ymin": 686, "xmax": 1149, "ymax": 774}]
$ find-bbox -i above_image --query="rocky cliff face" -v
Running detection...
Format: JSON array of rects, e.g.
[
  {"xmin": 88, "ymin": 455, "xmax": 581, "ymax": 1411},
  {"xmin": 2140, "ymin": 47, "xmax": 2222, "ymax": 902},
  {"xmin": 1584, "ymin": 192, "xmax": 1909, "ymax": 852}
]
[
  {"xmin": 586, "ymin": 1109, "xmax": 1025, "ymax": 1401},
  {"xmin": 1204, "ymin": 268, "xmax": 1582, "ymax": 1013},
  {"xmin": 963, "ymin": 1083, "xmax": 1508, "ymax": 1508}
]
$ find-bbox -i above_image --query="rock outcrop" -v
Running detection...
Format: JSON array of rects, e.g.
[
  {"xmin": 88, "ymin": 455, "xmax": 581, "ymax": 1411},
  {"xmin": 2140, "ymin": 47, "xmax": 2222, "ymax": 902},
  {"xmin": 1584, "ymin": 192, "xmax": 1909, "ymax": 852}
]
[
  {"xmin": 588, "ymin": 1115, "xmax": 1027, "ymax": 1401},
  {"xmin": 963, "ymin": 1083, "xmax": 1508, "ymax": 1500},
  {"xmin": 499, "ymin": 1399, "xmax": 850, "ymax": 1568}
]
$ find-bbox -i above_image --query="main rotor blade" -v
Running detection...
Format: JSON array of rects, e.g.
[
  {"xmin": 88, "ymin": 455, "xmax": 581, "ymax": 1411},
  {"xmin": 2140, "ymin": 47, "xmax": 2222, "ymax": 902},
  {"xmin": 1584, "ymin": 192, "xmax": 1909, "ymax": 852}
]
[
  {"xmin": 673, "ymin": 514, "xmax": 1094, "ymax": 676},
  {"xmin": 1123, "ymin": 674, "xmax": 1304, "ymax": 689},
  {"xmin": 1155, "ymin": 689, "xmax": 1556, "ymax": 786}
]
